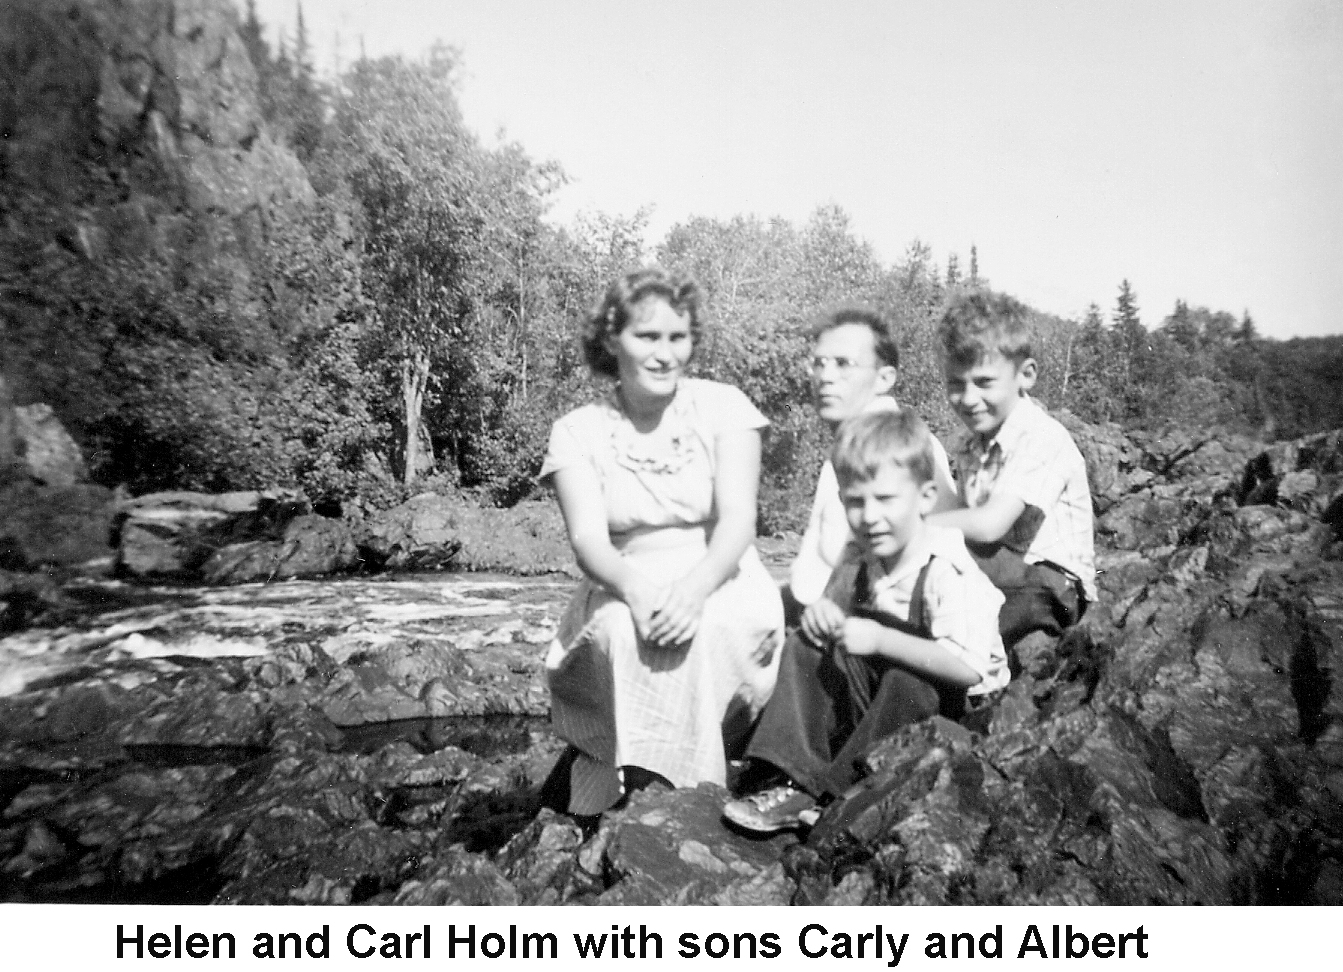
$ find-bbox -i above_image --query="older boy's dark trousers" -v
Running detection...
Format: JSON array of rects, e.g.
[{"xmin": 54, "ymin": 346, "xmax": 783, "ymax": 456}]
[
  {"xmin": 968, "ymin": 543, "xmax": 1084, "ymax": 650},
  {"xmin": 744, "ymin": 631, "xmax": 957, "ymax": 800}
]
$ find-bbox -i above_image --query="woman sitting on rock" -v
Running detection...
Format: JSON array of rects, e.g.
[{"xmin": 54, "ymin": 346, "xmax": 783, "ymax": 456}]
[{"xmin": 540, "ymin": 267, "xmax": 784, "ymax": 815}]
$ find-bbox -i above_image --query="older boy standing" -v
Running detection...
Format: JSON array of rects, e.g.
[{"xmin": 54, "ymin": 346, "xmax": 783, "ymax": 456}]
[{"xmin": 929, "ymin": 292, "xmax": 1096, "ymax": 649}]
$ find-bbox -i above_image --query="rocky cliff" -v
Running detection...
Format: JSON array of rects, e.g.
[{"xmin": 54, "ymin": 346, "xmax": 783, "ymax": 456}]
[
  {"xmin": 2, "ymin": 0, "xmax": 366, "ymax": 501},
  {"xmin": 2, "ymin": 0, "xmax": 311, "ymax": 279}
]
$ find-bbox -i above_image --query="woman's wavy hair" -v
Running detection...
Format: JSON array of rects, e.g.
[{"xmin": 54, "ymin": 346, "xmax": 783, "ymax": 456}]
[{"xmin": 582, "ymin": 268, "xmax": 704, "ymax": 379}]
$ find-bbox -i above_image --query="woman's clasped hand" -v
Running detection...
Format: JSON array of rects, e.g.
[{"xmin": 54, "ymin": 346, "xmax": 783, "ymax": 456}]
[{"xmin": 640, "ymin": 576, "xmax": 713, "ymax": 649}]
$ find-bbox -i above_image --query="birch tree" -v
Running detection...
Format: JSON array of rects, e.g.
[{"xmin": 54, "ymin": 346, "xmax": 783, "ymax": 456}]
[{"xmin": 332, "ymin": 52, "xmax": 506, "ymax": 484}]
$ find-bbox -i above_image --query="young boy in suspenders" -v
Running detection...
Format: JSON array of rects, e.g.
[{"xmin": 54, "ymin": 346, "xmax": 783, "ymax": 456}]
[{"xmin": 724, "ymin": 410, "xmax": 1008, "ymax": 833}]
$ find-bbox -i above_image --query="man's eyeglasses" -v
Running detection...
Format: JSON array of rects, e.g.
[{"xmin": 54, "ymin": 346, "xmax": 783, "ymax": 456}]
[{"xmin": 809, "ymin": 356, "xmax": 874, "ymax": 376}]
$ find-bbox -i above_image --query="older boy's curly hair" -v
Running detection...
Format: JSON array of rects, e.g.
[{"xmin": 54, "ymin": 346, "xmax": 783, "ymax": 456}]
[
  {"xmin": 832, "ymin": 410, "xmax": 935, "ymax": 488},
  {"xmin": 937, "ymin": 291, "xmax": 1035, "ymax": 369},
  {"xmin": 582, "ymin": 268, "xmax": 704, "ymax": 379}
]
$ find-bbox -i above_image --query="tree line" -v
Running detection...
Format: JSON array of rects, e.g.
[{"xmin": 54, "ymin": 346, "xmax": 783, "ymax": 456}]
[{"xmin": 3, "ymin": 2, "xmax": 1338, "ymax": 533}]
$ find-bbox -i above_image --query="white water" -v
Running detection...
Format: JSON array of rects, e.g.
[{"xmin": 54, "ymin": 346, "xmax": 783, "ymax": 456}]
[{"xmin": 0, "ymin": 573, "xmax": 573, "ymax": 698}]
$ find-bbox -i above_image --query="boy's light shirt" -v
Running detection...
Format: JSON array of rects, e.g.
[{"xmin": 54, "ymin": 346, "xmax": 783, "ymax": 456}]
[
  {"xmin": 790, "ymin": 398, "xmax": 955, "ymax": 605},
  {"xmin": 861, "ymin": 523, "xmax": 1009, "ymax": 696},
  {"xmin": 955, "ymin": 394, "xmax": 1097, "ymax": 601}
]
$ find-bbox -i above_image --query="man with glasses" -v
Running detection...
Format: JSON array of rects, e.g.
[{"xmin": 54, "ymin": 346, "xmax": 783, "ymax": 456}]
[{"xmin": 787, "ymin": 308, "xmax": 958, "ymax": 625}]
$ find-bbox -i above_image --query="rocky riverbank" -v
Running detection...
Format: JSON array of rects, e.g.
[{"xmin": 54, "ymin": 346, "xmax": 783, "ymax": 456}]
[
  {"xmin": 0, "ymin": 572, "xmax": 570, "ymax": 903},
  {"xmin": 1, "ymin": 422, "xmax": 1340, "ymax": 904}
]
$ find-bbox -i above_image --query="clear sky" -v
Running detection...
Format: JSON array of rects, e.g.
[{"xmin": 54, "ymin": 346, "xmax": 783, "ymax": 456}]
[{"xmin": 246, "ymin": 0, "xmax": 1343, "ymax": 340}]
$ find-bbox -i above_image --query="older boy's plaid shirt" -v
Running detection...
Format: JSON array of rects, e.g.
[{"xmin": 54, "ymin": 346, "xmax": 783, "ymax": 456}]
[{"xmin": 953, "ymin": 395, "xmax": 1097, "ymax": 602}]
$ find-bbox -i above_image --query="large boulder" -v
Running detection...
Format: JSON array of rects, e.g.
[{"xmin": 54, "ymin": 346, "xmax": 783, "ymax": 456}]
[
  {"xmin": 1239, "ymin": 429, "xmax": 1343, "ymax": 520},
  {"xmin": 357, "ymin": 494, "xmax": 576, "ymax": 576},
  {"xmin": 391, "ymin": 849, "xmax": 519, "ymax": 906},
  {"xmin": 357, "ymin": 494, "xmax": 462, "ymax": 572},
  {"xmin": 0, "ymin": 569, "xmax": 71, "ymax": 634},
  {"xmin": 0, "ymin": 480, "xmax": 116, "ymax": 570},
  {"xmin": 798, "ymin": 709, "xmax": 1232, "ymax": 906},
  {"xmin": 0, "ymin": 376, "xmax": 24, "ymax": 486},
  {"xmin": 591, "ymin": 784, "xmax": 798, "ymax": 905},
  {"xmin": 0, "ymin": 394, "xmax": 114, "ymax": 569},
  {"xmin": 1095, "ymin": 484, "xmax": 1212, "ymax": 552},
  {"xmin": 1057, "ymin": 411, "xmax": 1151, "ymax": 512},
  {"xmin": 448, "ymin": 500, "xmax": 578, "ymax": 576},
  {"xmin": 1091, "ymin": 423, "xmax": 1263, "ymax": 554},
  {"xmin": 201, "ymin": 514, "xmax": 359, "ymax": 585},
  {"xmin": 12, "ymin": 404, "xmax": 88, "ymax": 488},
  {"xmin": 116, "ymin": 489, "xmax": 310, "ymax": 578}
]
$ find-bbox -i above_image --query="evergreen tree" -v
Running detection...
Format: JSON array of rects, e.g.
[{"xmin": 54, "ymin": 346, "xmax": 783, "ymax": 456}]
[
  {"xmin": 895, "ymin": 238, "xmax": 940, "ymax": 313},
  {"xmin": 285, "ymin": 3, "xmax": 325, "ymax": 160},
  {"xmin": 945, "ymin": 252, "xmax": 961, "ymax": 288},
  {"xmin": 1062, "ymin": 303, "xmax": 1121, "ymax": 422},
  {"xmin": 1082, "ymin": 302, "xmax": 1105, "ymax": 333},
  {"xmin": 1111, "ymin": 279, "xmax": 1146, "ymax": 416},
  {"xmin": 1161, "ymin": 299, "xmax": 1200, "ymax": 351},
  {"xmin": 239, "ymin": 3, "xmax": 326, "ymax": 160},
  {"xmin": 294, "ymin": 2, "xmax": 312, "ymax": 74},
  {"xmin": 239, "ymin": 0, "xmax": 269, "ymax": 71},
  {"xmin": 1113, "ymin": 279, "xmax": 1141, "ymax": 332},
  {"xmin": 239, "ymin": 0, "xmax": 285, "ymax": 124},
  {"xmin": 969, "ymin": 244, "xmax": 979, "ymax": 284},
  {"xmin": 1235, "ymin": 310, "xmax": 1259, "ymax": 343}
]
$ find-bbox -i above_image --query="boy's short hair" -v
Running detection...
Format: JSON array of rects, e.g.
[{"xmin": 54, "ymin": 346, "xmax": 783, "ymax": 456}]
[
  {"xmin": 832, "ymin": 410, "xmax": 935, "ymax": 488},
  {"xmin": 811, "ymin": 307, "xmax": 900, "ymax": 370},
  {"xmin": 938, "ymin": 291, "xmax": 1034, "ymax": 369}
]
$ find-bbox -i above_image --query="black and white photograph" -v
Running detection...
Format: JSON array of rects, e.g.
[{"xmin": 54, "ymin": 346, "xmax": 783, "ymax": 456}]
[{"xmin": 1, "ymin": 0, "xmax": 1341, "ymax": 924}]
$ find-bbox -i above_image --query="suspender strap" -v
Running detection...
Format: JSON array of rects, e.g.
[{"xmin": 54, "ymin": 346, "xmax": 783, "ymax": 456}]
[
  {"xmin": 849, "ymin": 559, "xmax": 935, "ymax": 639},
  {"xmin": 827, "ymin": 558, "xmax": 939, "ymax": 717},
  {"xmin": 908, "ymin": 560, "xmax": 932, "ymax": 634}
]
